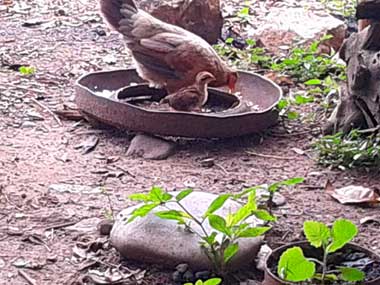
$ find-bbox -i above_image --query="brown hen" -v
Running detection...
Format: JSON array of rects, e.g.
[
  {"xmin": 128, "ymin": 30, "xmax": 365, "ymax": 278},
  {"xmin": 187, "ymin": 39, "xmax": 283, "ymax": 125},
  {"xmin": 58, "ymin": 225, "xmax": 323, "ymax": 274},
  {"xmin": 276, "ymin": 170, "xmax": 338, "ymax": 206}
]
[
  {"xmin": 99, "ymin": 0, "xmax": 238, "ymax": 93},
  {"xmin": 161, "ymin": 71, "xmax": 215, "ymax": 112}
]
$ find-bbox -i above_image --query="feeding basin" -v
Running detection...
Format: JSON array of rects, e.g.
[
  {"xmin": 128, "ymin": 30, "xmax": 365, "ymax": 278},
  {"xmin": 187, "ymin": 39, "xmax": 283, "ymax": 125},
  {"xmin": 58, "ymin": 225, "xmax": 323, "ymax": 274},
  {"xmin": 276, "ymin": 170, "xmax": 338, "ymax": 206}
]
[{"xmin": 75, "ymin": 69, "xmax": 282, "ymax": 138}]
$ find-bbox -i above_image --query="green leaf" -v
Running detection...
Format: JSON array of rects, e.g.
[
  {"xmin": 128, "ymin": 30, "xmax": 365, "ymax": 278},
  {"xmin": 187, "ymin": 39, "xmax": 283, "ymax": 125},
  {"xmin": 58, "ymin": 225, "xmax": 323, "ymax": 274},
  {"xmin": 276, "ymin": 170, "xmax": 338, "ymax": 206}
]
[
  {"xmin": 227, "ymin": 206, "xmax": 251, "ymax": 227},
  {"xmin": 129, "ymin": 193, "xmax": 151, "ymax": 202},
  {"xmin": 203, "ymin": 194, "xmax": 231, "ymax": 217},
  {"xmin": 287, "ymin": 111, "xmax": 299, "ymax": 120},
  {"xmin": 150, "ymin": 186, "xmax": 172, "ymax": 202},
  {"xmin": 268, "ymin": 177, "xmax": 304, "ymax": 193},
  {"xmin": 208, "ymin": 215, "xmax": 230, "ymax": 236},
  {"xmin": 128, "ymin": 203, "xmax": 159, "ymax": 223},
  {"xmin": 204, "ymin": 278, "xmax": 222, "ymax": 285},
  {"xmin": 277, "ymin": 99, "xmax": 289, "ymax": 110},
  {"xmin": 280, "ymin": 177, "xmax": 305, "ymax": 186},
  {"xmin": 19, "ymin": 66, "xmax": 36, "ymax": 75},
  {"xmin": 295, "ymin": 95, "xmax": 314, "ymax": 105},
  {"xmin": 238, "ymin": 226, "xmax": 270, "ymax": 238},
  {"xmin": 304, "ymin": 79, "xmax": 322, "ymax": 86},
  {"xmin": 328, "ymin": 219, "xmax": 357, "ymax": 253},
  {"xmin": 278, "ymin": 247, "xmax": 316, "ymax": 282},
  {"xmin": 303, "ymin": 221, "xmax": 331, "ymax": 248},
  {"xmin": 339, "ymin": 267, "xmax": 365, "ymax": 282},
  {"xmin": 176, "ymin": 189, "xmax": 193, "ymax": 202},
  {"xmin": 224, "ymin": 243, "xmax": 239, "ymax": 263},
  {"xmin": 155, "ymin": 210, "xmax": 188, "ymax": 223},
  {"xmin": 203, "ymin": 232, "xmax": 217, "ymax": 245},
  {"xmin": 253, "ymin": 210, "xmax": 276, "ymax": 222}
]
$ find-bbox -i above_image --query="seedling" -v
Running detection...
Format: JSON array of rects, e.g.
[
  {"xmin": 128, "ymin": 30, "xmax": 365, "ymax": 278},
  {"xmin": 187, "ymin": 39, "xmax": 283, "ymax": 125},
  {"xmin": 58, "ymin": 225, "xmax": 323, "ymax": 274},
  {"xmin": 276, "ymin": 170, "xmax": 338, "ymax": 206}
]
[
  {"xmin": 278, "ymin": 219, "xmax": 365, "ymax": 284},
  {"xmin": 184, "ymin": 278, "xmax": 222, "ymax": 285},
  {"xmin": 19, "ymin": 66, "xmax": 36, "ymax": 76},
  {"xmin": 127, "ymin": 186, "xmax": 275, "ymax": 276}
]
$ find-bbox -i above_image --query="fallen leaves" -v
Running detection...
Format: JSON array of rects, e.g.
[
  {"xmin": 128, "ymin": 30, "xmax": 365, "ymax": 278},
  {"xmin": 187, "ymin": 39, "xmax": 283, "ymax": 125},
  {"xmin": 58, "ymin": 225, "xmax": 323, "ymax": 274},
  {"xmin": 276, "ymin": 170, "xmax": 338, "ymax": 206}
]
[{"xmin": 326, "ymin": 181, "xmax": 380, "ymax": 205}]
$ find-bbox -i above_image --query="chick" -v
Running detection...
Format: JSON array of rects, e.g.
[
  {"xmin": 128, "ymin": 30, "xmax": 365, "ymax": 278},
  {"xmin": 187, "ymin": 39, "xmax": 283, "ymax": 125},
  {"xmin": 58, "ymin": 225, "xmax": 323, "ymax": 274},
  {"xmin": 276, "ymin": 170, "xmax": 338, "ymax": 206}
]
[{"xmin": 161, "ymin": 71, "xmax": 216, "ymax": 112}]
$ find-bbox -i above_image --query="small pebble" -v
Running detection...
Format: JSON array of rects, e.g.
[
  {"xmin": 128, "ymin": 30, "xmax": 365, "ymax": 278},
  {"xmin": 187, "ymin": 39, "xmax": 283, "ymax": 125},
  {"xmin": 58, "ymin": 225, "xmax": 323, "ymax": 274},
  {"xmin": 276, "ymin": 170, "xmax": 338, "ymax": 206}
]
[
  {"xmin": 175, "ymin": 263, "xmax": 189, "ymax": 274},
  {"xmin": 182, "ymin": 270, "xmax": 194, "ymax": 282},
  {"xmin": 195, "ymin": 270, "xmax": 211, "ymax": 280},
  {"xmin": 172, "ymin": 271, "xmax": 182, "ymax": 283},
  {"xmin": 97, "ymin": 220, "xmax": 114, "ymax": 235}
]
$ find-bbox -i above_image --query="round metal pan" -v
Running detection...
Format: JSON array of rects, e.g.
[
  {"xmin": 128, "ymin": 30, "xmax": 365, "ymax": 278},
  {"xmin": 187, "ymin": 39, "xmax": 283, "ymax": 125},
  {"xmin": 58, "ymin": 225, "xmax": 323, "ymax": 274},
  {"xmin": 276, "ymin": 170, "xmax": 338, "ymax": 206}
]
[{"xmin": 75, "ymin": 69, "xmax": 282, "ymax": 138}]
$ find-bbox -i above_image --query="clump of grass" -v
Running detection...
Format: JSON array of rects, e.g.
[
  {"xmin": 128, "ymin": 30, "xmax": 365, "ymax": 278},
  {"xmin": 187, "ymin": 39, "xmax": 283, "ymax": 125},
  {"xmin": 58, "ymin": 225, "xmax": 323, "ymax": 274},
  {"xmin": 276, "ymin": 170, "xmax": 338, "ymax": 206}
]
[
  {"xmin": 320, "ymin": 0, "xmax": 356, "ymax": 18},
  {"xmin": 314, "ymin": 130, "xmax": 380, "ymax": 169}
]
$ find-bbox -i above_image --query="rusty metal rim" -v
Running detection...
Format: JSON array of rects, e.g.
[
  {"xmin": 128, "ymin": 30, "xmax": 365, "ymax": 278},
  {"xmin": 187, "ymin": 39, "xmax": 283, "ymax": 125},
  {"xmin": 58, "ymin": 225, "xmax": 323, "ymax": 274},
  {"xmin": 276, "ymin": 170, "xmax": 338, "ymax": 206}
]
[{"xmin": 75, "ymin": 68, "xmax": 283, "ymax": 119}]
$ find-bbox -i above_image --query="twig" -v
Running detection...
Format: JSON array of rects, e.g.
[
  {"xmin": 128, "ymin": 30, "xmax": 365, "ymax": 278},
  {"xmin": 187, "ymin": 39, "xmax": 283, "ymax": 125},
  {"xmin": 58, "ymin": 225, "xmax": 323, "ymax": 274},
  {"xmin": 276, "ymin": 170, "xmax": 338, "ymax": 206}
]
[
  {"xmin": 113, "ymin": 165, "xmax": 136, "ymax": 179},
  {"xmin": 246, "ymin": 151, "xmax": 296, "ymax": 160},
  {"xmin": 30, "ymin": 98, "xmax": 62, "ymax": 126},
  {"xmin": 214, "ymin": 163, "xmax": 229, "ymax": 175},
  {"xmin": 18, "ymin": 270, "xmax": 37, "ymax": 285},
  {"xmin": 44, "ymin": 221, "xmax": 78, "ymax": 231},
  {"xmin": 357, "ymin": 125, "xmax": 380, "ymax": 134}
]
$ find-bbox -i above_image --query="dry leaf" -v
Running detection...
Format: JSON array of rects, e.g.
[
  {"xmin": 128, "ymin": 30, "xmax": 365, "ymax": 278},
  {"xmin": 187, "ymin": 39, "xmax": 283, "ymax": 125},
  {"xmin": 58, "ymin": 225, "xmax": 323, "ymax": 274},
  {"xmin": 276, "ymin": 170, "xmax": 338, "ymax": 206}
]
[
  {"xmin": 360, "ymin": 216, "xmax": 380, "ymax": 225},
  {"xmin": 326, "ymin": 183, "xmax": 380, "ymax": 205}
]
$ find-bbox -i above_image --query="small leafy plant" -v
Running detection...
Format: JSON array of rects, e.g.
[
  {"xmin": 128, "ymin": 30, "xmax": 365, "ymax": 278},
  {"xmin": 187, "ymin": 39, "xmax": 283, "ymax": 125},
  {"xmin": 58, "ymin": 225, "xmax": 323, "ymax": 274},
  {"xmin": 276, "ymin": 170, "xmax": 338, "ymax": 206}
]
[
  {"xmin": 314, "ymin": 130, "xmax": 380, "ymax": 170},
  {"xmin": 278, "ymin": 219, "xmax": 365, "ymax": 284},
  {"xmin": 19, "ymin": 66, "xmax": 36, "ymax": 76},
  {"xmin": 214, "ymin": 38, "xmax": 272, "ymax": 69},
  {"xmin": 184, "ymin": 277, "xmax": 222, "ymax": 285},
  {"xmin": 127, "ymin": 186, "xmax": 275, "ymax": 276}
]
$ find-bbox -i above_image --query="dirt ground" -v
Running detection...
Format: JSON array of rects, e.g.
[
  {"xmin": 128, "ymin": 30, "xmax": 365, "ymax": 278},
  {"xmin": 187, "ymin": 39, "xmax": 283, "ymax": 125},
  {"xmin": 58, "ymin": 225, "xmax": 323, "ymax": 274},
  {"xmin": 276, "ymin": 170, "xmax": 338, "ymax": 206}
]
[{"xmin": 1, "ymin": 0, "xmax": 380, "ymax": 284}]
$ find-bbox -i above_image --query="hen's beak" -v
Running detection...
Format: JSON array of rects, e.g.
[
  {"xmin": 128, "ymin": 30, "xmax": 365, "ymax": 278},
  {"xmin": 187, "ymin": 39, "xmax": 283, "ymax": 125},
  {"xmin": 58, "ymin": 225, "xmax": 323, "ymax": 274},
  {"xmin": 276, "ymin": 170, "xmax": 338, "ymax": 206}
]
[{"xmin": 228, "ymin": 82, "xmax": 236, "ymax": 94}]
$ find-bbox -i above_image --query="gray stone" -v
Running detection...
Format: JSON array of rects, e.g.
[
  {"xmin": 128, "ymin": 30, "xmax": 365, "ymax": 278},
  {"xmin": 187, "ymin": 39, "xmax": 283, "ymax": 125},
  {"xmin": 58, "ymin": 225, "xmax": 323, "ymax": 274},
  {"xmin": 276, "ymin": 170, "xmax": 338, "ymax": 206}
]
[
  {"xmin": 127, "ymin": 134, "xmax": 176, "ymax": 160},
  {"xmin": 111, "ymin": 191, "xmax": 264, "ymax": 271},
  {"xmin": 21, "ymin": 121, "xmax": 37, "ymax": 128}
]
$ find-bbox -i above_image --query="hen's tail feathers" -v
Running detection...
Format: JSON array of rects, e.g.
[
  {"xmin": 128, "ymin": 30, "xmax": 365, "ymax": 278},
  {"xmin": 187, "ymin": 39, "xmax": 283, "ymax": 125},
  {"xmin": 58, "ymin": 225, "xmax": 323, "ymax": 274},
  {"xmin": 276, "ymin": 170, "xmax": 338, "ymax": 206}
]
[{"xmin": 99, "ymin": 0, "xmax": 137, "ymax": 31}]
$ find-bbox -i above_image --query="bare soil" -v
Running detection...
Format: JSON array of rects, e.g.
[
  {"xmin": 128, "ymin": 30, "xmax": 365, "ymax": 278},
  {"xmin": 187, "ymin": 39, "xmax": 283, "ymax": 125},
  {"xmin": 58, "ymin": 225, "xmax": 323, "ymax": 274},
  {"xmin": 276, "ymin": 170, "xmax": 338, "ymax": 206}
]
[{"xmin": 0, "ymin": 0, "xmax": 379, "ymax": 284}]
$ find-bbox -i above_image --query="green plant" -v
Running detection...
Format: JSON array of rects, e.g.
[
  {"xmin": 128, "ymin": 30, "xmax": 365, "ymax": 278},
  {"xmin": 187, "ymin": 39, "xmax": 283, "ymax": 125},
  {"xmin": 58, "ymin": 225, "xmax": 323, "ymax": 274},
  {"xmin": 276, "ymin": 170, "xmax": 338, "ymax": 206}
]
[
  {"xmin": 127, "ymin": 186, "xmax": 275, "ymax": 276},
  {"xmin": 271, "ymin": 35, "xmax": 345, "ymax": 84},
  {"xmin": 314, "ymin": 130, "xmax": 380, "ymax": 169},
  {"xmin": 214, "ymin": 38, "xmax": 272, "ymax": 69},
  {"xmin": 184, "ymin": 277, "xmax": 222, "ymax": 285},
  {"xmin": 320, "ymin": 0, "xmax": 356, "ymax": 18},
  {"xmin": 19, "ymin": 66, "xmax": 36, "ymax": 76},
  {"xmin": 237, "ymin": 6, "xmax": 251, "ymax": 24},
  {"xmin": 236, "ymin": 178, "xmax": 304, "ymax": 214},
  {"xmin": 278, "ymin": 219, "xmax": 365, "ymax": 284}
]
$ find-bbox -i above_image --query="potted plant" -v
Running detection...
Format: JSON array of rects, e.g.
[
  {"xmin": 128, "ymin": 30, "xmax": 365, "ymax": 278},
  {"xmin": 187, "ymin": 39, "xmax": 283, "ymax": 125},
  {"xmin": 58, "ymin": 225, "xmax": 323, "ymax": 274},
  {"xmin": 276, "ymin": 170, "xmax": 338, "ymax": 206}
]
[{"xmin": 263, "ymin": 219, "xmax": 380, "ymax": 285}]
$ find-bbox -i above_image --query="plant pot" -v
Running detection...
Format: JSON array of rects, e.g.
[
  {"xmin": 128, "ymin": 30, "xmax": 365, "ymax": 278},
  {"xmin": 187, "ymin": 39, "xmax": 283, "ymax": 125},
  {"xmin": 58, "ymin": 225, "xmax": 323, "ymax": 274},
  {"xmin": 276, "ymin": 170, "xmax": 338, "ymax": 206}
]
[{"xmin": 263, "ymin": 241, "xmax": 380, "ymax": 285}]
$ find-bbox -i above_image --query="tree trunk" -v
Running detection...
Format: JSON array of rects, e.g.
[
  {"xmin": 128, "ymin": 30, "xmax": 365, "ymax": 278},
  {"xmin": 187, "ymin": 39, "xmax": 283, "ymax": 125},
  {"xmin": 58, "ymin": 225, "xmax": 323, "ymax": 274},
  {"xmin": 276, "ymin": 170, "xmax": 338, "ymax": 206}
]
[{"xmin": 323, "ymin": 1, "xmax": 380, "ymax": 134}]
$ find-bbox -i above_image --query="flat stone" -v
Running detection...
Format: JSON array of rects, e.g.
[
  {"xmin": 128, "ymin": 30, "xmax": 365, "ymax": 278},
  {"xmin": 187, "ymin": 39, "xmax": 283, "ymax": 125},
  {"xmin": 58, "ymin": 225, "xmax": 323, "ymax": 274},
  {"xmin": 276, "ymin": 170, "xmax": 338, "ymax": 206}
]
[
  {"xmin": 127, "ymin": 134, "xmax": 176, "ymax": 160},
  {"xmin": 111, "ymin": 191, "xmax": 264, "ymax": 271}
]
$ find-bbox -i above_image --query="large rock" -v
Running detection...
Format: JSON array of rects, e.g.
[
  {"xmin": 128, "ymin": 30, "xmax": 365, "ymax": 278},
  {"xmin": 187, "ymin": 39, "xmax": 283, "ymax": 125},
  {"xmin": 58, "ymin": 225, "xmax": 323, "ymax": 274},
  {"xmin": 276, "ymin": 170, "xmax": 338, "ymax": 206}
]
[
  {"xmin": 111, "ymin": 191, "xmax": 264, "ymax": 271},
  {"xmin": 254, "ymin": 7, "xmax": 346, "ymax": 53},
  {"xmin": 135, "ymin": 0, "xmax": 223, "ymax": 44}
]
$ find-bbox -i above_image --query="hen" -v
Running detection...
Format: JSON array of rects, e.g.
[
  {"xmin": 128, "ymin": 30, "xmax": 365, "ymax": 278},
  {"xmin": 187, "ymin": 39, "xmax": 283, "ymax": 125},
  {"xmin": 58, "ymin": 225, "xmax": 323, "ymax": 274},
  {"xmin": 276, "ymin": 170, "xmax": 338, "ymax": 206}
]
[
  {"xmin": 99, "ymin": 0, "xmax": 238, "ymax": 93},
  {"xmin": 161, "ymin": 71, "xmax": 215, "ymax": 112}
]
